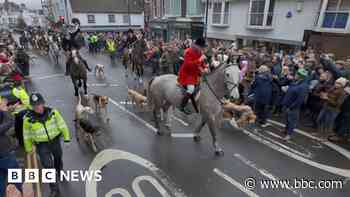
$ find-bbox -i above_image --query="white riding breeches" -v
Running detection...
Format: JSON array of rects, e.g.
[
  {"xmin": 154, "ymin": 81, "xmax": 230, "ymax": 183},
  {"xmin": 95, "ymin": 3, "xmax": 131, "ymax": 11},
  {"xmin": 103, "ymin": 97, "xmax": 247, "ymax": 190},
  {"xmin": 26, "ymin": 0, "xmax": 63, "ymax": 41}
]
[{"xmin": 186, "ymin": 85, "xmax": 195, "ymax": 94}]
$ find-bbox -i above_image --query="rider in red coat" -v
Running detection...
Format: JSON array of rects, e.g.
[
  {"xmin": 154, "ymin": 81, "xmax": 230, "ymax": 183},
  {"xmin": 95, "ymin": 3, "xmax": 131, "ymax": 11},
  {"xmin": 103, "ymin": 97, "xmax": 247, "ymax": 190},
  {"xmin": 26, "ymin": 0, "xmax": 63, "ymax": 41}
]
[{"xmin": 178, "ymin": 37, "xmax": 208, "ymax": 114}]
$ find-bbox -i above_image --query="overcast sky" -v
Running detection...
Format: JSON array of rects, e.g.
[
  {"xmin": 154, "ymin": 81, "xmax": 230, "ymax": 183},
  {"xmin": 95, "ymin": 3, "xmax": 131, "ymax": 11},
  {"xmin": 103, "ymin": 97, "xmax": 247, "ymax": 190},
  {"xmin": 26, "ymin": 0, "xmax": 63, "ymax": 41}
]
[{"xmin": 1, "ymin": 0, "xmax": 42, "ymax": 9}]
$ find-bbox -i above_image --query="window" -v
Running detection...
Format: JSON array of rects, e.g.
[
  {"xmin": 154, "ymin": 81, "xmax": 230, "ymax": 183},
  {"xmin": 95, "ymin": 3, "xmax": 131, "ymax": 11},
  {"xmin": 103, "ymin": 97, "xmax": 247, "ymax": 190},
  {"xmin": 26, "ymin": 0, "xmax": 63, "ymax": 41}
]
[
  {"xmin": 212, "ymin": 2, "xmax": 222, "ymax": 24},
  {"xmin": 123, "ymin": 15, "xmax": 130, "ymax": 24},
  {"xmin": 212, "ymin": 1, "xmax": 229, "ymax": 25},
  {"xmin": 248, "ymin": 0, "xmax": 275, "ymax": 27},
  {"xmin": 322, "ymin": 0, "xmax": 350, "ymax": 29},
  {"xmin": 108, "ymin": 14, "xmax": 115, "ymax": 23},
  {"xmin": 87, "ymin": 14, "xmax": 95, "ymax": 24},
  {"xmin": 165, "ymin": 0, "xmax": 181, "ymax": 16}
]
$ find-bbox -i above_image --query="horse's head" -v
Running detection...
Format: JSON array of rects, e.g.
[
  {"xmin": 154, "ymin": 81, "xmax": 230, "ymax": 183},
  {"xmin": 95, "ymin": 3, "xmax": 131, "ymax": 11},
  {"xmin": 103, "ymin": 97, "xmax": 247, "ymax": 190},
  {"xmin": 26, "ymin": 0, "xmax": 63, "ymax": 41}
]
[
  {"xmin": 223, "ymin": 64, "xmax": 241, "ymax": 100},
  {"xmin": 205, "ymin": 63, "xmax": 240, "ymax": 102}
]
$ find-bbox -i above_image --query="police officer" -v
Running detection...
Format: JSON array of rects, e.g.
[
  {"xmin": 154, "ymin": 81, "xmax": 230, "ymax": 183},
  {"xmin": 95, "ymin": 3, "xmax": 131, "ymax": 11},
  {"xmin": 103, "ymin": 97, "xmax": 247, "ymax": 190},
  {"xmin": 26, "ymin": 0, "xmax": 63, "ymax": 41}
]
[
  {"xmin": 11, "ymin": 80, "xmax": 31, "ymax": 147},
  {"xmin": 106, "ymin": 37, "xmax": 117, "ymax": 64},
  {"xmin": 23, "ymin": 93, "xmax": 71, "ymax": 197}
]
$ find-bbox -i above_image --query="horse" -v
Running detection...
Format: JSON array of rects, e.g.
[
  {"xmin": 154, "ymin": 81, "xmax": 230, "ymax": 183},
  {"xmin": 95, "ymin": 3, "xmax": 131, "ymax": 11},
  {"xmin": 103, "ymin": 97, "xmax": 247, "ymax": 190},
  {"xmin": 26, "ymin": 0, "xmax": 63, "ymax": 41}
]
[
  {"xmin": 130, "ymin": 38, "xmax": 147, "ymax": 83},
  {"xmin": 147, "ymin": 63, "xmax": 241, "ymax": 155},
  {"xmin": 68, "ymin": 54, "xmax": 89, "ymax": 97}
]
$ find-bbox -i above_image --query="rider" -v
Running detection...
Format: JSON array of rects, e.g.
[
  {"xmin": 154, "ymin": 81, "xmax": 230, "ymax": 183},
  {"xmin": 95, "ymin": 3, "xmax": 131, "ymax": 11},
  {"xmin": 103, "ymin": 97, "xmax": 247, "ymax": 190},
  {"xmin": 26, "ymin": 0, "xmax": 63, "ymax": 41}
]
[{"xmin": 178, "ymin": 37, "xmax": 209, "ymax": 115}]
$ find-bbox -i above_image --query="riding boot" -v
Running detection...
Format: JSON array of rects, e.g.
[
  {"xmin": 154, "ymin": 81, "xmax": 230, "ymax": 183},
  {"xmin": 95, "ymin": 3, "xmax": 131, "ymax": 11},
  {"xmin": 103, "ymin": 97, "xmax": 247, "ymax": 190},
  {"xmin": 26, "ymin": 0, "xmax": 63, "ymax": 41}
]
[
  {"xmin": 65, "ymin": 62, "xmax": 70, "ymax": 76},
  {"xmin": 190, "ymin": 95, "xmax": 199, "ymax": 113},
  {"xmin": 78, "ymin": 80, "xmax": 82, "ymax": 88},
  {"xmin": 180, "ymin": 94, "xmax": 192, "ymax": 115}
]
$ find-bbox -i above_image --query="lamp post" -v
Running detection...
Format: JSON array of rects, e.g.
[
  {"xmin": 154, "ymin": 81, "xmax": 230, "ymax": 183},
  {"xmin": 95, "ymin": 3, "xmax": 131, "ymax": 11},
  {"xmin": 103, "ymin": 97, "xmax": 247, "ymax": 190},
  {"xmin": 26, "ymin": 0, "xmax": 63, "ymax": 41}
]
[
  {"xmin": 204, "ymin": 0, "xmax": 209, "ymax": 38},
  {"xmin": 127, "ymin": 0, "xmax": 131, "ymax": 27}
]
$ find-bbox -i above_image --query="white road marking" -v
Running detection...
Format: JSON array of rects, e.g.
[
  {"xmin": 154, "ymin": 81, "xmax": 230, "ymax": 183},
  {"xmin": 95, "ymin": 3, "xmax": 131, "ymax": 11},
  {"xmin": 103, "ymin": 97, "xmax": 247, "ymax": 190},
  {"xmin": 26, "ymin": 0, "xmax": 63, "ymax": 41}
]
[
  {"xmin": 241, "ymin": 129, "xmax": 350, "ymax": 177},
  {"xmin": 31, "ymin": 73, "xmax": 95, "ymax": 80},
  {"xmin": 267, "ymin": 120, "xmax": 350, "ymax": 161},
  {"xmin": 213, "ymin": 168, "xmax": 259, "ymax": 197},
  {"xmin": 171, "ymin": 115, "xmax": 189, "ymax": 127},
  {"xmin": 251, "ymin": 129, "xmax": 312, "ymax": 158},
  {"xmin": 105, "ymin": 188, "xmax": 131, "ymax": 197},
  {"xmin": 87, "ymin": 83, "xmax": 119, "ymax": 87},
  {"xmin": 120, "ymin": 101, "xmax": 137, "ymax": 105},
  {"xmin": 171, "ymin": 133, "xmax": 194, "ymax": 138},
  {"xmin": 86, "ymin": 149, "xmax": 187, "ymax": 197},
  {"xmin": 116, "ymin": 100, "xmax": 192, "ymax": 138},
  {"xmin": 32, "ymin": 73, "xmax": 64, "ymax": 80},
  {"xmin": 132, "ymin": 176, "xmax": 171, "ymax": 197},
  {"xmin": 261, "ymin": 130, "xmax": 313, "ymax": 158},
  {"xmin": 109, "ymin": 98, "xmax": 158, "ymax": 133},
  {"xmin": 234, "ymin": 154, "xmax": 303, "ymax": 197}
]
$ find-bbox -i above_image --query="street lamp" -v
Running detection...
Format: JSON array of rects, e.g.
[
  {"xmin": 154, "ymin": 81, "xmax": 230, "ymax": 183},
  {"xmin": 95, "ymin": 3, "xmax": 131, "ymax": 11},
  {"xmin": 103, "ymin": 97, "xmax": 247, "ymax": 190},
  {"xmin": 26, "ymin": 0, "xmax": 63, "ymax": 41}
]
[
  {"xmin": 127, "ymin": 0, "xmax": 130, "ymax": 27},
  {"xmin": 204, "ymin": 0, "xmax": 209, "ymax": 38}
]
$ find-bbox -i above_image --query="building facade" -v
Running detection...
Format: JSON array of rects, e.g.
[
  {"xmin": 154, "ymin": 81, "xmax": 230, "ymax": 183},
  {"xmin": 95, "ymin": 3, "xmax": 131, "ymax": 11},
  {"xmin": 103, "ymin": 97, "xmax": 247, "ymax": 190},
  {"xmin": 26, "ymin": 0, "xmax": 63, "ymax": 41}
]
[
  {"xmin": 149, "ymin": 0, "xmax": 205, "ymax": 41},
  {"xmin": 46, "ymin": 0, "xmax": 145, "ymax": 32},
  {"xmin": 206, "ymin": 0, "xmax": 350, "ymax": 57}
]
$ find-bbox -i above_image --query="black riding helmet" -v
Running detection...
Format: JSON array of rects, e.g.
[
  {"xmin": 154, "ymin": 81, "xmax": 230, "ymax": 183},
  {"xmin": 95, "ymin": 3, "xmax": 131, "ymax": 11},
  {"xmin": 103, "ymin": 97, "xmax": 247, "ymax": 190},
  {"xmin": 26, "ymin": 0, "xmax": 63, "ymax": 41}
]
[{"xmin": 30, "ymin": 93, "xmax": 45, "ymax": 106}]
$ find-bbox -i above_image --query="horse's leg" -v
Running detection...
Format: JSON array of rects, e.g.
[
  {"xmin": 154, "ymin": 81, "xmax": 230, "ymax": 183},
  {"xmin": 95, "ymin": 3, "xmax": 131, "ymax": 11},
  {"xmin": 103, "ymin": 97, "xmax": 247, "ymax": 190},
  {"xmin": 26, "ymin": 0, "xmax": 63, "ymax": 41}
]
[
  {"xmin": 207, "ymin": 117, "xmax": 224, "ymax": 156},
  {"xmin": 83, "ymin": 78, "xmax": 88, "ymax": 95},
  {"xmin": 153, "ymin": 106, "xmax": 162, "ymax": 135},
  {"xmin": 163, "ymin": 103, "xmax": 172, "ymax": 130},
  {"xmin": 193, "ymin": 116, "xmax": 207, "ymax": 142},
  {"xmin": 71, "ymin": 78, "xmax": 79, "ymax": 97}
]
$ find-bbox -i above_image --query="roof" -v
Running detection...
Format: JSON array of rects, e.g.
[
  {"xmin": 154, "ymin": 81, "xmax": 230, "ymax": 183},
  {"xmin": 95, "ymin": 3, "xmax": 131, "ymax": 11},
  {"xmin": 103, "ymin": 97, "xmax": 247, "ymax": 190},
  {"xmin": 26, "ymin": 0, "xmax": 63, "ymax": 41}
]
[{"xmin": 69, "ymin": 0, "xmax": 143, "ymax": 14}]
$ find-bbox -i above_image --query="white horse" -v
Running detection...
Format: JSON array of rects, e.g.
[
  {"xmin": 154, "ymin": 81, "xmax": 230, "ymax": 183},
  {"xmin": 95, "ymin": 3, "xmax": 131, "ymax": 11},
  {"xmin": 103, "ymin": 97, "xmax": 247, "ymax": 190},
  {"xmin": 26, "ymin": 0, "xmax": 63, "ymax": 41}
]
[{"xmin": 147, "ymin": 63, "xmax": 241, "ymax": 155}]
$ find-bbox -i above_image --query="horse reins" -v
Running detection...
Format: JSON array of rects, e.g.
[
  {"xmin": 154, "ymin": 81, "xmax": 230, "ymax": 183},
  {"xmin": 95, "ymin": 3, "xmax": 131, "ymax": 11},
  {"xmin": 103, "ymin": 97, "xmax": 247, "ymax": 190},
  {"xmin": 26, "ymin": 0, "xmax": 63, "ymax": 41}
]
[{"xmin": 202, "ymin": 64, "xmax": 237, "ymax": 105}]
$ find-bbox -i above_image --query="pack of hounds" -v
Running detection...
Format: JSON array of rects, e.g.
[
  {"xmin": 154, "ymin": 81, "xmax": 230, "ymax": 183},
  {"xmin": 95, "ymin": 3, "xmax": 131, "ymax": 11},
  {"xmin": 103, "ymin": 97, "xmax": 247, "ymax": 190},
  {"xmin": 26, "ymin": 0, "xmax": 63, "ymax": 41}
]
[{"xmin": 74, "ymin": 63, "xmax": 256, "ymax": 149}]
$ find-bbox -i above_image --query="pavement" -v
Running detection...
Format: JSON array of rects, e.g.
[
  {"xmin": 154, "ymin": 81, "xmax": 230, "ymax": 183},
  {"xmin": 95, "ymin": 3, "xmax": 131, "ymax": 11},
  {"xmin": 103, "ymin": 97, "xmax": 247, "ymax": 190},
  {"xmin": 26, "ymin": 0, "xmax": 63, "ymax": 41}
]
[{"xmin": 24, "ymin": 48, "xmax": 350, "ymax": 197}]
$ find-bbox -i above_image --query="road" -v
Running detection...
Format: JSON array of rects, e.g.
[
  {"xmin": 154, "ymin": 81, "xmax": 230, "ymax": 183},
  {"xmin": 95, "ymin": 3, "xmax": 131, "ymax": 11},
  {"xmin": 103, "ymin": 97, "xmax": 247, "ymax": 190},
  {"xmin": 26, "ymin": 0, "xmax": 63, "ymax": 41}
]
[{"xmin": 25, "ymin": 48, "xmax": 350, "ymax": 197}]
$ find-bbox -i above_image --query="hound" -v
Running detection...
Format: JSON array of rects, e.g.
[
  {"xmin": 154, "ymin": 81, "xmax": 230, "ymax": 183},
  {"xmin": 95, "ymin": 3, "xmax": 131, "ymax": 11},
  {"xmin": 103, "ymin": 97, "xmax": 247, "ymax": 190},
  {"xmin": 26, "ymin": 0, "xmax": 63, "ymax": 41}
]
[
  {"xmin": 75, "ymin": 94, "xmax": 94, "ymax": 121},
  {"xmin": 88, "ymin": 94, "xmax": 110, "ymax": 123},
  {"xmin": 127, "ymin": 89, "xmax": 147, "ymax": 109},
  {"xmin": 94, "ymin": 64, "xmax": 105, "ymax": 79}
]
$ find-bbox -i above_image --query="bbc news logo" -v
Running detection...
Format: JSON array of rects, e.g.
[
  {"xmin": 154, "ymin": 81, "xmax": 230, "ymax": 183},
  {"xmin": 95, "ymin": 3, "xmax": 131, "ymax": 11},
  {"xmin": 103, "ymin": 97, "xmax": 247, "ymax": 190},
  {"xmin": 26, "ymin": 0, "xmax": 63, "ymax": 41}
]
[{"xmin": 8, "ymin": 169, "xmax": 102, "ymax": 183}]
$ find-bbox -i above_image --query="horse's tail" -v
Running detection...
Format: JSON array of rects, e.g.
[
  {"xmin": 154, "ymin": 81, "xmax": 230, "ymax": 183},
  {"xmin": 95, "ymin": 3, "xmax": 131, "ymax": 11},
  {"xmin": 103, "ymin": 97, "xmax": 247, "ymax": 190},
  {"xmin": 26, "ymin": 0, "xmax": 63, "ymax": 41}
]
[{"xmin": 147, "ymin": 77, "xmax": 155, "ymax": 109}]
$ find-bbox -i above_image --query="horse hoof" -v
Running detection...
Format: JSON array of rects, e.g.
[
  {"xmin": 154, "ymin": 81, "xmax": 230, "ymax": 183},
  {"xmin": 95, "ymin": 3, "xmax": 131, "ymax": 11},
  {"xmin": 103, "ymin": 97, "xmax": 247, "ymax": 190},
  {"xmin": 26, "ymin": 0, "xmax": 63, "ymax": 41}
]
[
  {"xmin": 156, "ymin": 131, "xmax": 164, "ymax": 136},
  {"xmin": 215, "ymin": 150, "xmax": 224, "ymax": 156},
  {"xmin": 193, "ymin": 135, "xmax": 201, "ymax": 142}
]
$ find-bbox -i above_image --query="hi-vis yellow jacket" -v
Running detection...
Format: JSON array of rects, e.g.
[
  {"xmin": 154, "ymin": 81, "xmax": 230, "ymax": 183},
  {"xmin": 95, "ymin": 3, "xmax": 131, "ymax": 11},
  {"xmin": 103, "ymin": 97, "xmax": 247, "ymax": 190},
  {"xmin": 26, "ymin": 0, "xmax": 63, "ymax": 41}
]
[
  {"xmin": 106, "ymin": 40, "xmax": 116, "ymax": 52},
  {"xmin": 23, "ymin": 108, "xmax": 70, "ymax": 153},
  {"xmin": 12, "ymin": 86, "xmax": 31, "ymax": 113}
]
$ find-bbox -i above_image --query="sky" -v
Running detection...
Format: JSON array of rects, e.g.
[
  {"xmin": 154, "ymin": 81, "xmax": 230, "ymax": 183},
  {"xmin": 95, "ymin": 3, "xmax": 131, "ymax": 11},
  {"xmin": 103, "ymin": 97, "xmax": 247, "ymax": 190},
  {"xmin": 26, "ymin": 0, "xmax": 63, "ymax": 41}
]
[{"xmin": 2, "ymin": 0, "xmax": 42, "ymax": 9}]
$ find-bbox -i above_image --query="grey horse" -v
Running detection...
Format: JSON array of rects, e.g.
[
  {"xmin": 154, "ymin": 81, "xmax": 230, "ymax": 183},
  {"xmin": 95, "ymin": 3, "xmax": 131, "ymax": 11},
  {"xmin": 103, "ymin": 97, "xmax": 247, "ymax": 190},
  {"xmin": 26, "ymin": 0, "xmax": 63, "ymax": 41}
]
[{"xmin": 148, "ymin": 64, "xmax": 239, "ymax": 155}]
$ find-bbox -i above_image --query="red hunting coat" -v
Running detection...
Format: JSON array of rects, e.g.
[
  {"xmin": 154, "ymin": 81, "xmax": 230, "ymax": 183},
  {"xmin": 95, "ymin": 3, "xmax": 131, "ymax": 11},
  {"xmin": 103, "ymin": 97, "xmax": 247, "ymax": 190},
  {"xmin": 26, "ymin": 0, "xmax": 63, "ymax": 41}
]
[{"xmin": 178, "ymin": 47, "xmax": 205, "ymax": 86}]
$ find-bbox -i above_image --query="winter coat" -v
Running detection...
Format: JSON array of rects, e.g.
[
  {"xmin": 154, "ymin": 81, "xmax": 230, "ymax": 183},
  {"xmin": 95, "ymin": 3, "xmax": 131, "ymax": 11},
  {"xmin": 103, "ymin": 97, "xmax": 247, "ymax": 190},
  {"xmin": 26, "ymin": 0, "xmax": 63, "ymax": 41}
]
[
  {"xmin": 320, "ymin": 58, "xmax": 350, "ymax": 79},
  {"xmin": 282, "ymin": 80, "xmax": 309, "ymax": 110},
  {"xmin": 251, "ymin": 72, "xmax": 273, "ymax": 105},
  {"xmin": 0, "ymin": 110, "xmax": 15, "ymax": 155},
  {"xmin": 334, "ymin": 94, "xmax": 350, "ymax": 136},
  {"xmin": 178, "ymin": 47, "xmax": 205, "ymax": 86}
]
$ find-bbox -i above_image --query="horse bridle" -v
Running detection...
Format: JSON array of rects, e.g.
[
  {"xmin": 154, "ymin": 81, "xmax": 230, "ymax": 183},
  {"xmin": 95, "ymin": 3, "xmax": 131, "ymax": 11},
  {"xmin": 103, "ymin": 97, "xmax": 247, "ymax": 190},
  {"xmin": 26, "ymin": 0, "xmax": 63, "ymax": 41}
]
[{"xmin": 202, "ymin": 63, "xmax": 236, "ymax": 105}]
